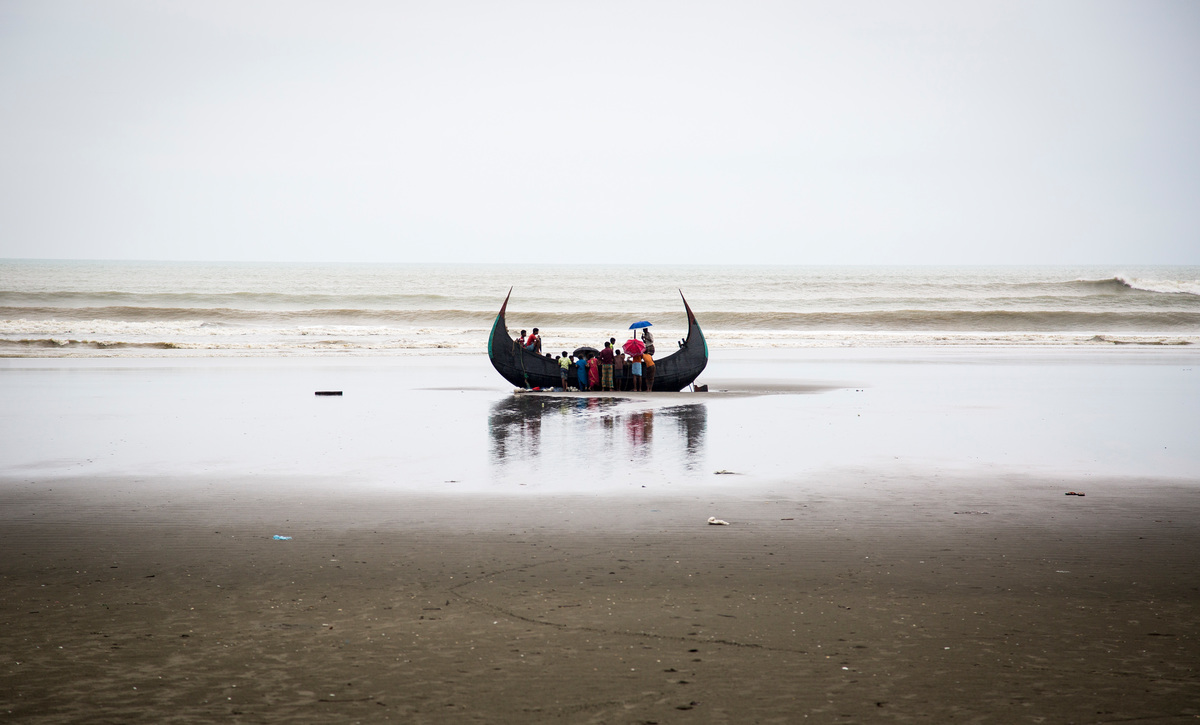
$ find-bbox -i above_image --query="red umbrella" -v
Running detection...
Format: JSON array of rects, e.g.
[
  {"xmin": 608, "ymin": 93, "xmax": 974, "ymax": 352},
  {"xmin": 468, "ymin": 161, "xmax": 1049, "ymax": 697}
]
[{"xmin": 622, "ymin": 339, "xmax": 645, "ymax": 355}]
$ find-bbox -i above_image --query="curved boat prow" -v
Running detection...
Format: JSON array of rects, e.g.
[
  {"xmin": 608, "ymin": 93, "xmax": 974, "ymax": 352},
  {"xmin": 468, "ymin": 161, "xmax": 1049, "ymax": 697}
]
[
  {"xmin": 498, "ymin": 286, "xmax": 512, "ymax": 318},
  {"xmin": 680, "ymin": 289, "xmax": 697, "ymax": 326},
  {"xmin": 488, "ymin": 287, "xmax": 514, "ymax": 360},
  {"xmin": 677, "ymin": 289, "xmax": 708, "ymax": 364}
]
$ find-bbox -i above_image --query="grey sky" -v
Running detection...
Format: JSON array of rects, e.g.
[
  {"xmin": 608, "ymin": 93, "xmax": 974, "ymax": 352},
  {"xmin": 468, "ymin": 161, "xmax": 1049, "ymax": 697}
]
[{"xmin": 1, "ymin": 1, "xmax": 1197, "ymax": 264}]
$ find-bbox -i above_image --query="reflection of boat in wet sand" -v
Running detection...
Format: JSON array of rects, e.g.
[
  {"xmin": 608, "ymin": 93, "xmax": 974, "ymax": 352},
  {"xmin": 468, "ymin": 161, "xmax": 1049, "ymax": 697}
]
[
  {"xmin": 488, "ymin": 396, "xmax": 707, "ymax": 469},
  {"xmin": 487, "ymin": 289, "xmax": 708, "ymax": 391}
]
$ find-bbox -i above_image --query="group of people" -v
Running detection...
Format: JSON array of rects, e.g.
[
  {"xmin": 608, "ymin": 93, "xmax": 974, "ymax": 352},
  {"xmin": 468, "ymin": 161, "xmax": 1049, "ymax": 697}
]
[{"xmin": 515, "ymin": 328, "xmax": 657, "ymax": 392}]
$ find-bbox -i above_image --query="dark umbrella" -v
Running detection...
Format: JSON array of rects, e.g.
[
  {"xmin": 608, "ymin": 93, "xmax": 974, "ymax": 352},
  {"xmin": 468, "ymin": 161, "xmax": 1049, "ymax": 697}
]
[{"xmin": 572, "ymin": 346, "xmax": 600, "ymax": 358}]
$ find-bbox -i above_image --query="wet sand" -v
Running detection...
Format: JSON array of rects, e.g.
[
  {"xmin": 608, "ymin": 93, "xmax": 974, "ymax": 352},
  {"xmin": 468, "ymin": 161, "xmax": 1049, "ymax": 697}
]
[
  {"xmin": 2, "ymin": 477, "xmax": 1198, "ymax": 723},
  {"xmin": 2, "ymin": 350, "xmax": 1199, "ymax": 722}
]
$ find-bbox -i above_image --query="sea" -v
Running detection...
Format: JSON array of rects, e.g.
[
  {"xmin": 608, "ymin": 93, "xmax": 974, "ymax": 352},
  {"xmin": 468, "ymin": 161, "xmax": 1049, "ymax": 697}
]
[{"xmin": 2, "ymin": 260, "xmax": 1198, "ymax": 355}]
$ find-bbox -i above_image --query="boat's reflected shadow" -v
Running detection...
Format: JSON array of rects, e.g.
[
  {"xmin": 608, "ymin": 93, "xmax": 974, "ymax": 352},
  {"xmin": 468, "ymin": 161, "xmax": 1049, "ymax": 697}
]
[{"xmin": 488, "ymin": 396, "xmax": 707, "ymax": 473}]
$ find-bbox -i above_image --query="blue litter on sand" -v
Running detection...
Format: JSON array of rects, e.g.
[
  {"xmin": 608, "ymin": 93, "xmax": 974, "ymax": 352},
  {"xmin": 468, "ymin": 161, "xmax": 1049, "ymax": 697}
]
[{"xmin": 272, "ymin": 535, "xmax": 293, "ymax": 541}]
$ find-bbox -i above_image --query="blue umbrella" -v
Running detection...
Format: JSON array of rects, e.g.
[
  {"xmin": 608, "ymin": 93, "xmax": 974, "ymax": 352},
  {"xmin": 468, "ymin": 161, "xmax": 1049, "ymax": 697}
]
[{"xmin": 629, "ymin": 321, "xmax": 653, "ymax": 329}]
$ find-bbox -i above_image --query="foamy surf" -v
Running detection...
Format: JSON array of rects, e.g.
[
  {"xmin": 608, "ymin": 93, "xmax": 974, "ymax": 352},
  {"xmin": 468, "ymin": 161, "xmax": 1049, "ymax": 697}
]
[{"xmin": 2, "ymin": 261, "xmax": 1197, "ymax": 355}]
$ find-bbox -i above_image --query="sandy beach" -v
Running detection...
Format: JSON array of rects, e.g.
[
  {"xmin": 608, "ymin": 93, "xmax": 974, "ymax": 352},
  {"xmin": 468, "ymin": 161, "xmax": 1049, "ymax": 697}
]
[
  {"xmin": 2, "ymin": 350, "xmax": 1199, "ymax": 723},
  {"xmin": 5, "ymin": 0, "xmax": 1200, "ymax": 717}
]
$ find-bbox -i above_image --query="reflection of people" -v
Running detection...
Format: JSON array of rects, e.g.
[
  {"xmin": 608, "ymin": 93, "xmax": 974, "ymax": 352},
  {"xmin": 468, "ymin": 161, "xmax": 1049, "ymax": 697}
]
[
  {"xmin": 628, "ymin": 409, "xmax": 653, "ymax": 448},
  {"xmin": 642, "ymin": 351, "xmax": 656, "ymax": 391},
  {"xmin": 670, "ymin": 404, "xmax": 707, "ymax": 466},
  {"xmin": 488, "ymin": 397, "xmax": 706, "ymax": 469}
]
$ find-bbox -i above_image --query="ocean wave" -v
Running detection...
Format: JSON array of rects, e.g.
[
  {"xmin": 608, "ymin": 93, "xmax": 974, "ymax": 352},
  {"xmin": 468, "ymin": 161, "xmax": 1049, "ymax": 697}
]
[
  {"xmin": 1059, "ymin": 276, "xmax": 1200, "ymax": 296},
  {"xmin": 1086, "ymin": 335, "xmax": 1192, "ymax": 346},
  {"xmin": 890, "ymin": 276, "xmax": 1200, "ymax": 298},
  {"xmin": 1063, "ymin": 278, "xmax": 1140, "ymax": 292},
  {"xmin": 0, "ymin": 338, "xmax": 185, "ymax": 350},
  {"xmin": 0, "ymin": 290, "xmax": 465, "ymax": 308},
  {"xmin": 4, "ymin": 306, "xmax": 1200, "ymax": 332},
  {"xmin": 0, "ymin": 337, "xmax": 472, "ymax": 353},
  {"xmin": 5, "ymin": 280, "xmax": 1197, "ymax": 321},
  {"xmin": 0, "ymin": 305, "xmax": 503, "ymax": 325},
  {"xmin": 515, "ymin": 309, "xmax": 1200, "ymax": 332},
  {"xmin": 695, "ymin": 309, "xmax": 1200, "ymax": 331},
  {"xmin": 1112, "ymin": 275, "xmax": 1200, "ymax": 296}
]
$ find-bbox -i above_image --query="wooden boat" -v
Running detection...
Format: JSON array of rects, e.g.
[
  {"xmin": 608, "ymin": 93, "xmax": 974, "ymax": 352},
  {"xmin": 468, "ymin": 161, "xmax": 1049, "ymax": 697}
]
[{"xmin": 487, "ymin": 289, "xmax": 708, "ymax": 392}]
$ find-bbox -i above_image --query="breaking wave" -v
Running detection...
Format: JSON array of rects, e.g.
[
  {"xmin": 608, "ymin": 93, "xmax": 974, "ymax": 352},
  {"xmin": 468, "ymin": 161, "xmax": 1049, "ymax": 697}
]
[
  {"xmin": 0, "ymin": 338, "xmax": 186, "ymax": 350},
  {"xmin": 3, "ymin": 261, "xmax": 1198, "ymax": 354},
  {"xmin": 977, "ymin": 276, "xmax": 1200, "ymax": 297},
  {"xmin": 690, "ymin": 309, "xmax": 1200, "ymax": 331},
  {"xmin": 0, "ymin": 290, "xmax": 464, "ymax": 308},
  {"xmin": 1110, "ymin": 275, "xmax": 1200, "ymax": 296},
  {"xmin": 0, "ymin": 306, "xmax": 503, "ymax": 325},
  {"xmin": 4, "ymin": 306, "xmax": 1199, "ymax": 332}
]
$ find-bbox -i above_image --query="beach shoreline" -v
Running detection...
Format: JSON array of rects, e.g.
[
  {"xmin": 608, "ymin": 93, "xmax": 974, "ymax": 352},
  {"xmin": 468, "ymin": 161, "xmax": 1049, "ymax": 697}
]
[{"xmin": 2, "ymin": 349, "xmax": 1198, "ymax": 722}]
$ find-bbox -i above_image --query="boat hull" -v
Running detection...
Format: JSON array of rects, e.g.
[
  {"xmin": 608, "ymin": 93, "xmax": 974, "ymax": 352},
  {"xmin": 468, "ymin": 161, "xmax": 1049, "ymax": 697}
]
[{"xmin": 488, "ymin": 291, "xmax": 708, "ymax": 392}]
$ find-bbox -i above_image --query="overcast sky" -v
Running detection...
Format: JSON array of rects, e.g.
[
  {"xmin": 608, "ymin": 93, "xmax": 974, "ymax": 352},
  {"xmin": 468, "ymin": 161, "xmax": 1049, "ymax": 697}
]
[{"xmin": 1, "ymin": 1, "xmax": 1197, "ymax": 265}]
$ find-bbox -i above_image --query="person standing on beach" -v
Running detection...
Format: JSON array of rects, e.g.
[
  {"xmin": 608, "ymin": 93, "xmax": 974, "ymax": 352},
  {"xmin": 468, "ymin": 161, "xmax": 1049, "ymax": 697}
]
[
  {"xmin": 574, "ymin": 353, "xmax": 587, "ymax": 391},
  {"xmin": 558, "ymin": 351, "xmax": 570, "ymax": 390},
  {"xmin": 642, "ymin": 350, "xmax": 656, "ymax": 391},
  {"xmin": 630, "ymin": 352, "xmax": 643, "ymax": 391},
  {"xmin": 587, "ymin": 353, "xmax": 600, "ymax": 391},
  {"xmin": 607, "ymin": 338, "xmax": 621, "ymax": 388},
  {"xmin": 599, "ymin": 342, "xmax": 615, "ymax": 391}
]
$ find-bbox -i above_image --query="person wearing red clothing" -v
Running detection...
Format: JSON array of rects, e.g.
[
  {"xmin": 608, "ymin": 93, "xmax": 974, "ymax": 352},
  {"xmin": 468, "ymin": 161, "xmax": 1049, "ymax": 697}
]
[
  {"xmin": 524, "ymin": 328, "xmax": 541, "ymax": 354},
  {"xmin": 586, "ymin": 353, "xmax": 600, "ymax": 390}
]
